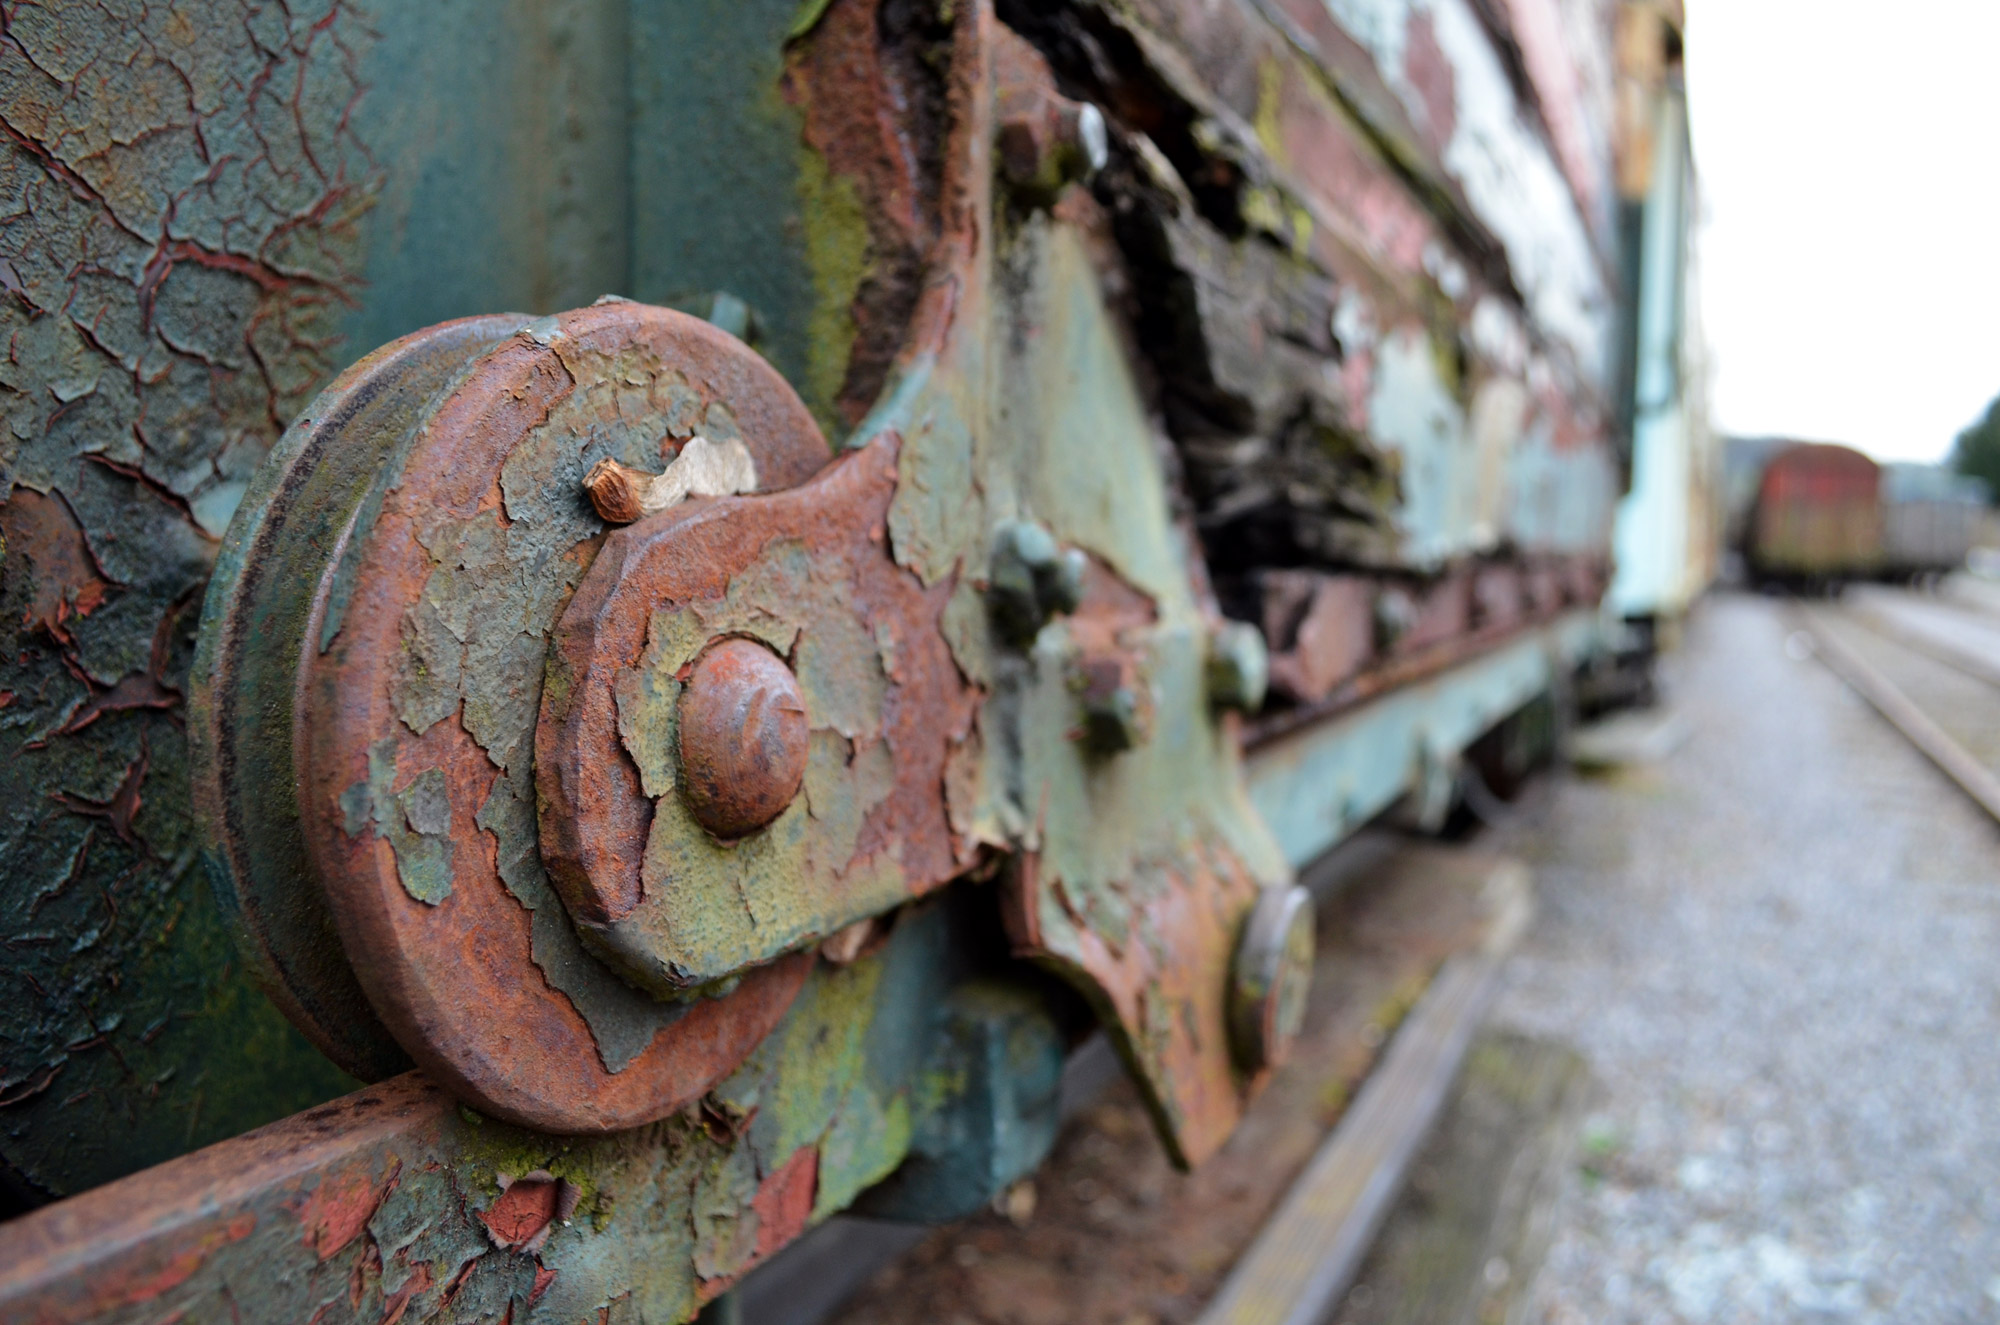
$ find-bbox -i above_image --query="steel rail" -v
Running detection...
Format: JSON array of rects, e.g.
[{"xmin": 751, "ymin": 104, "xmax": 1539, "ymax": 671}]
[
  {"xmin": 1798, "ymin": 607, "xmax": 2000, "ymax": 826},
  {"xmin": 1845, "ymin": 596, "xmax": 2000, "ymax": 691}
]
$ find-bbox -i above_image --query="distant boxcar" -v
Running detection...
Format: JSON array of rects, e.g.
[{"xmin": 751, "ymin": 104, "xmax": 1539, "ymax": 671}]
[
  {"xmin": 1750, "ymin": 443, "xmax": 1882, "ymax": 581},
  {"xmin": 1881, "ymin": 463, "xmax": 1991, "ymax": 577}
]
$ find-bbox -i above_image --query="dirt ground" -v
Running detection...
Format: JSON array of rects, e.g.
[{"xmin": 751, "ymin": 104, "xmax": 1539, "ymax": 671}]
[
  {"xmin": 820, "ymin": 846, "xmax": 1510, "ymax": 1325},
  {"xmin": 1487, "ymin": 594, "xmax": 2000, "ymax": 1322}
]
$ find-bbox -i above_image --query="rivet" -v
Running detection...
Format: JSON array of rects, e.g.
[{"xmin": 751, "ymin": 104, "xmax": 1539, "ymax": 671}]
[
  {"xmin": 677, "ymin": 639, "xmax": 810, "ymax": 839},
  {"xmin": 1075, "ymin": 657, "xmax": 1151, "ymax": 754},
  {"xmin": 989, "ymin": 520, "xmax": 1086, "ymax": 646},
  {"xmin": 1229, "ymin": 885, "xmax": 1316, "ymax": 1072}
]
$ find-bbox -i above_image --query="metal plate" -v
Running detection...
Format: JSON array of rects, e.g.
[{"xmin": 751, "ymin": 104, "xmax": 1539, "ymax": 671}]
[{"xmin": 537, "ymin": 435, "xmax": 980, "ymax": 993}]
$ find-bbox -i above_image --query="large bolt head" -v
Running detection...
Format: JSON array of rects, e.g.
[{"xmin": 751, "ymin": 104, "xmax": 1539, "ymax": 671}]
[
  {"xmin": 1075, "ymin": 656, "xmax": 1152, "ymax": 755},
  {"xmin": 1208, "ymin": 620, "xmax": 1270, "ymax": 713},
  {"xmin": 1229, "ymin": 885, "xmax": 1316, "ymax": 1072},
  {"xmin": 677, "ymin": 639, "xmax": 810, "ymax": 840},
  {"xmin": 989, "ymin": 520, "xmax": 1085, "ymax": 646}
]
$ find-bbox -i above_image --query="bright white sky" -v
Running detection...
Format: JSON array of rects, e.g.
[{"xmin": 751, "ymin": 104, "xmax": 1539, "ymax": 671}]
[{"xmin": 1684, "ymin": 0, "xmax": 2000, "ymax": 462}]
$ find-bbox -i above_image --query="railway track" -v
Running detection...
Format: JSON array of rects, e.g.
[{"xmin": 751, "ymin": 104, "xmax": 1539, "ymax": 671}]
[{"xmin": 1797, "ymin": 584, "xmax": 2000, "ymax": 825}]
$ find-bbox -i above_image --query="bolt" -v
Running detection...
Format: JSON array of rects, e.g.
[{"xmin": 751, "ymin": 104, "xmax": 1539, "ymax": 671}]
[
  {"xmin": 998, "ymin": 93, "xmax": 1109, "ymax": 199},
  {"xmin": 1207, "ymin": 621, "xmax": 1269, "ymax": 713},
  {"xmin": 1229, "ymin": 885, "xmax": 1316, "ymax": 1072},
  {"xmin": 677, "ymin": 638, "xmax": 810, "ymax": 840},
  {"xmin": 989, "ymin": 520, "xmax": 1086, "ymax": 646},
  {"xmin": 1075, "ymin": 656, "xmax": 1150, "ymax": 755},
  {"xmin": 1374, "ymin": 586, "xmax": 1417, "ymax": 651}
]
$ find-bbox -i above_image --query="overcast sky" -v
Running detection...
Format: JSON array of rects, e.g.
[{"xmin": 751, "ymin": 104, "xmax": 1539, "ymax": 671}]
[{"xmin": 1684, "ymin": 0, "xmax": 2000, "ymax": 462}]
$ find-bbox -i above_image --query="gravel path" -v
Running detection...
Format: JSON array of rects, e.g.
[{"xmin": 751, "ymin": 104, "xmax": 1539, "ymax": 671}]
[{"xmin": 1488, "ymin": 594, "xmax": 2000, "ymax": 1324}]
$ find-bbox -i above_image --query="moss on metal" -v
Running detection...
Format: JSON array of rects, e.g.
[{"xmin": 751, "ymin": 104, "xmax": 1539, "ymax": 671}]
[{"xmin": 795, "ymin": 146, "xmax": 874, "ymax": 432}]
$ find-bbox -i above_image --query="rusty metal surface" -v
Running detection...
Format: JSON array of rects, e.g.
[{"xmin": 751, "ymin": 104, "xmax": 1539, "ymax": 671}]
[
  {"xmin": 191, "ymin": 314, "xmax": 533, "ymax": 1086},
  {"xmin": 0, "ymin": 0, "xmax": 1641, "ymax": 1294},
  {"xmin": 824, "ymin": 844, "xmax": 1515, "ymax": 1325},
  {"xmin": 534, "ymin": 3, "xmax": 1300, "ymax": 1170},
  {"xmin": 0, "ymin": 901, "xmax": 1003, "ymax": 1325},
  {"xmin": 1254, "ymin": 557, "xmax": 1601, "ymax": 712},
  {"xmin": 676, "ymin": 640, "xmax": 815, "ymax": 841},
  {"xmin": 193, "ymin": 302, "xmax": 828, "ymax": 1134},
  {"xmin": 538, "ymin": 435, "xmax": 979, "ymax": 993},
  {"xmin": 0, "ymin": 0, "xmax": 393, "ymax": 1198}
]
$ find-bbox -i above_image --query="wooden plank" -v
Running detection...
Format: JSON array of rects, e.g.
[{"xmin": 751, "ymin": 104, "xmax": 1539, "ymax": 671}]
[{"xmin": 1197, "ymin": 861, "xmax": 1531, "ymax": 1325}]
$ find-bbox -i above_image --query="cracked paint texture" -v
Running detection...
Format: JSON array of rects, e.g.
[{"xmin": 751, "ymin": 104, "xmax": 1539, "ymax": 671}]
[{"xmin": 0, "ymin": 0, "xmax": 376, "ymax": 1200}]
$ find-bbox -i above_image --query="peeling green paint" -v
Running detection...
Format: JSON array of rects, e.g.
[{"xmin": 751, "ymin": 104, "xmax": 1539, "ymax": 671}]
[
  {"xmin": 590, "ymin": 539, "xmax": 910, "ymax": 992},
  {"xmin": 339, "ymin": 738, "xmax": 454, "ymax": 906}
]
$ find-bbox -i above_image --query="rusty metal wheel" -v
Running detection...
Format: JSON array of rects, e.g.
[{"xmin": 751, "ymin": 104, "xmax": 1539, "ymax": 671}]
[{"xmin": 196, "ymin": 302, "xmax": 833, "ymax": 1131}]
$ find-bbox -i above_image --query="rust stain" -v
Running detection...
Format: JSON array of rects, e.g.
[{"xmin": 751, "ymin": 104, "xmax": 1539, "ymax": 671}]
[
  {"xmin": 293, "ymin": 1157, "xmax": 402, "ymax": 1262},
  {"xmin": 33, "ymin": 596, "xmax": 185, "ymax": 745},
  {"xmin": 50, "ymin": 734, "xmax": 149, "ymax": 846},
  {"xmin": 785, "ymin": 0, "xmax": 950, "ymax": 429},
  {"xmin": 1007, "ymin": 844, "xmax": 1260, "ymax": 1170},
  {"xmin": 752, "ymin": 1146, "xmax": 820, "ymax": 1259},
  {"xmin": 0, "ymin": 489, "xmax": 112, "ymax": 645}
]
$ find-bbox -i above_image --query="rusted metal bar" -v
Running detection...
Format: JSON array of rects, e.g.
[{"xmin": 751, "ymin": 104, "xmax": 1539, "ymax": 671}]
[
  {"xmin": 1246, "ymin": 590, "xmax": 1602, "ymax": 752},
  {"xmin": 1799, "ymin": 609, "xmax": 2000, "ymax": 826},
  {"xmin": 0, "ymin": 902, "xmax": 1059, "ymax": 1325}
]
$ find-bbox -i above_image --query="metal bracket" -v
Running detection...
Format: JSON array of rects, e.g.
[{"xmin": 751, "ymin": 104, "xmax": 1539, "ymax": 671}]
[{"xmin": 194, "ymin": 0, "xmax": 1309, "ymax": 1163}]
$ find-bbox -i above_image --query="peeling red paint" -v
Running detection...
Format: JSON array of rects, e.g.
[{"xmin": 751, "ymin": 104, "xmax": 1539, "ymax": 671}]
[
  {"xmin": 89, "ymin": 1211, "xmax": 256, "ymax": 1311},
  {"xmin": 293, "ymin": 1158, "xmax": 402, "ymax": 1261},
  {"xmin": 1403, "ymin": 12, "xmax": 1460, "ymax": 158},
  {"xmin": 480, "ymin": 1172, "xmax": 575, "ymax": 1253},
  {"xmin": 752, "ymin": 1147, "xmax": 820, "ymax": 1259},
  {"xmin": 378, "ymin": 1259, "xmax": 434, "ymax": 1325},
  {"xmin": 0, "ymin": 489, "xmax": 114, "ymax": 645}
]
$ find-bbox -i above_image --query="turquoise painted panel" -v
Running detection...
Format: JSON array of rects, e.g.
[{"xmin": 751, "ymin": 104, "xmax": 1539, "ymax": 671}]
[{"xmin": 1246, "ymin": 613, "xmax": 1602, "ymax": 871}]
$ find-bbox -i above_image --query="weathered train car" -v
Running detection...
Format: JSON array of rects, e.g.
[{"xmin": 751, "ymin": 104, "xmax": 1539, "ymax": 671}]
[
  {"xmin": 1749, "ymin": 443, "xmax": 1883, "ymax": 582},
  {"xmin": 0, "ymin": 0, "xmax": 1678, "ymax": 1319},
  {"xmin": 1606, "ymin": 25, "xmax": 1713, "ymax": 622},
  {"xmin": 1881, "ymin": 463, "xmax": 1991, "ymax": 579},
  {"xmin": 1602, "ymin": 7, "xmax": 1713, "ymax": 681}
]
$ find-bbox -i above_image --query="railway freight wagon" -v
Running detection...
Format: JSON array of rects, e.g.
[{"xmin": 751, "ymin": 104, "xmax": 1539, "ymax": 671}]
[
  {"xmin": 0, "ymin": 0, "xmax": 1682, "ymax": 1319},
  {"xmin": 1603, "ymin": 20, "xmax": 1716, "ymax": 685},
  {"xmin": 1749, "ymin": 443, "xmax": 1884, "ymax": 583},
  {"xmin": 1746, "ymin": 445, "xmax": 1988, "ymax": 585},
  {"xmin": 1880, "ymin": 463, "xmax": 1992, "ymax": 580}
]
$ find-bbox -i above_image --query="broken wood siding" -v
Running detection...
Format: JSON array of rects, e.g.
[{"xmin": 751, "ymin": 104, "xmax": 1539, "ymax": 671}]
[{"xmin": 1001, "ymin": 0, "xmax": 1620, "ymax": 588}]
